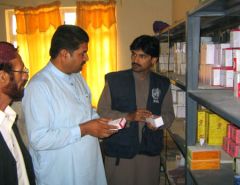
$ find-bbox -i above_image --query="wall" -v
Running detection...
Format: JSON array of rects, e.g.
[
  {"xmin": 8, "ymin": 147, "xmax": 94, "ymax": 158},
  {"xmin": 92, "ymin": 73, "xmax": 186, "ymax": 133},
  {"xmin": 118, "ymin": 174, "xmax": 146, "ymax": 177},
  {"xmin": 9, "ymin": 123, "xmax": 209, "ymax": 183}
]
[
  {"xmin": 0, "ymin": 0, "xmax": 171, "ymax": 70},
  {"xmin": 116, "ymin": 0, "xmax": 171, "ymax": 70},
  {"xmin": 172, "ymin": 0, "xmax": 199, "ymax": 24}
]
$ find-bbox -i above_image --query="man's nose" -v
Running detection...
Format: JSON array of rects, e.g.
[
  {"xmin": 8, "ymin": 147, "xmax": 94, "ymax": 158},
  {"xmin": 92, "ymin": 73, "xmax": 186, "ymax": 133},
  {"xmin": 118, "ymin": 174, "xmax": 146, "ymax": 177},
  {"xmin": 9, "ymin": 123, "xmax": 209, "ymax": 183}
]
[{"xmin": 22, "ymin": 72, "xmax": 29, "ymax": 81}]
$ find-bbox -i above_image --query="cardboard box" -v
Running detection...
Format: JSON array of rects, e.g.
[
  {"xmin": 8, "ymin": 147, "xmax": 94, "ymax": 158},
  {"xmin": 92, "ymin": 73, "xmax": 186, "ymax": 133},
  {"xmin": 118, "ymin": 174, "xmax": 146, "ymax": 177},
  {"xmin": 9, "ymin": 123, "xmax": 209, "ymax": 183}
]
[
  {"xmin": 108, "ymin": 118, "xmax": 126, "ymax": 130},
  {"xmin": 229, "ymin": 140, "xmax": 240, "ymax": 157},
  {"xmin": 145, "ymin": 115, "xmax": 164, "ymax": 128},
  {"xmin": 220, "ymin": 67, "xmax": 234, "ymax": 88},
  {"xmin": 188, "ymin": 158, "xmax": 220, "ymax": 170},
  {"xmin": 211, "ymin": 67, "xmax": 221, "ymax": 86},
  {"xmin": 222, "ymin": 136, "xmax": 231, "ymax": 153},
  {"xmin": 215, "ymin": 43, "xmax": 230, "ymax": 66},
  {"xmin": 207, "ymin": 114, "xmax": 228, "ymax": 145},
  {"xmin": 231, "ymin": 126, "xmax": 240, "ymax": 144},
  {"xmin": 222, "ymin": 48, "xmax": 233, "ymax": 67},
  {"xmin": 200, "ymin": 44, "xmax": 216, "ymax": 65},
  {"xmin": 188, "ymin": 145, "xmax": 220, "ymax": 160},
  {"xmin": 176, "ymin": 105, "xmax": 185, "ymax": 118},
  {"xmin": 197, "ymin": 110, "xmax": 209, "ymax": 142}
]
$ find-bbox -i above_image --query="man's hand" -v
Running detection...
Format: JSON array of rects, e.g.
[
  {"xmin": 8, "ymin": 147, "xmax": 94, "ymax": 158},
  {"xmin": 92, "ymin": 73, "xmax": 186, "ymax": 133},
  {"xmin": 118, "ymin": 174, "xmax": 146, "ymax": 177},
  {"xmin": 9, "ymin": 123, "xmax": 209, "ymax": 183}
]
[
  {"xmin": 146, "ymin": 122, "xmax": 158, "ymax": 131},
  {"xmin": 126, "ymin": 109, "xmax": 152, "ymax": 122},
  {"xmin": 80, "ymin": 118, "xmax": 118, "ymax": 138}
]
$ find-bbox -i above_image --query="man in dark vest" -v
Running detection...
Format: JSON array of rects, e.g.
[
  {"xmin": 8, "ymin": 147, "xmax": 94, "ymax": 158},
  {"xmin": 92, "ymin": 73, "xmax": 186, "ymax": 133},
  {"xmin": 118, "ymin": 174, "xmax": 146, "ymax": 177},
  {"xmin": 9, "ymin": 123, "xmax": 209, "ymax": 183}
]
[
  {"xmin": 97, "ymin": 35, "xmax": 175, "ymax": 185},
  {"xmin": 0, "ymin": 42, "xmax": 35, "ymax": 185}
]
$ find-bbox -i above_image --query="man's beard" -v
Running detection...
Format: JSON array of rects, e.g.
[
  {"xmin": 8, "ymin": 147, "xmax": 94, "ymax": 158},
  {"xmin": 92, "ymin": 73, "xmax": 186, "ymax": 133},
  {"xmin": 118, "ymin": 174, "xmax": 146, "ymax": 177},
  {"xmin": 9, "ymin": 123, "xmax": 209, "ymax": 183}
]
[
  {"xmin": 2, "ymin": 77, "xmax": 26, "ymax": 101},
  {"xmin": 131, "ymin": 62, "xmax": 142, "ymax": 72}
]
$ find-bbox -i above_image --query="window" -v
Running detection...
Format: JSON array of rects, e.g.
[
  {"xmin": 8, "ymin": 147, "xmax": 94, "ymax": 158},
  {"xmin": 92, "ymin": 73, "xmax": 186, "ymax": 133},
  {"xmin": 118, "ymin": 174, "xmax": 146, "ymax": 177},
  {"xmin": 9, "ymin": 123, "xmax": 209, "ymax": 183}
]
[
  {"xmin": 5, "ymin": 9, "xmax": 17, "ymax": 47},
  {"xmin": 5, "ymin": 7, "xmax": 76, "ymax": 45},
  {"xmin": 60, "ymin": 7, "xmax": 76, "ymax": 25}
]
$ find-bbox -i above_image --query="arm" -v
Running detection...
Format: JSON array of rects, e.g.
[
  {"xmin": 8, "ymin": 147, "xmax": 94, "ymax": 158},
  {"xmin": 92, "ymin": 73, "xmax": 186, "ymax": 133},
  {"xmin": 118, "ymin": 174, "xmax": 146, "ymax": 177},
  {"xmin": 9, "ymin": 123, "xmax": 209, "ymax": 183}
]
[
  {"xmin": 97, "ymin": 82, "xmax": 151, "ymax": 122},
  {"xmin": 23, "ymin": 81, "xmax": 117, "ymax": 151},
  {"xmin": 160, "ymin": 85, "xmax": 175, "ymax": 129},
  {"xmin": 97, "ymin": 82, "xmax": 128, "ymax": 119}
]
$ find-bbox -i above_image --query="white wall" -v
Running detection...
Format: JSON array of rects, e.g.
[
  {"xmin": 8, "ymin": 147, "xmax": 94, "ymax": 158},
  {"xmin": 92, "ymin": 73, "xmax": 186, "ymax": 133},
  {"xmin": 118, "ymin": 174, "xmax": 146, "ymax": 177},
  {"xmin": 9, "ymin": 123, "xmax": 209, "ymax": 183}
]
[
  {"xmin": 172, "ymin": 0, "xmax": 199, "ymax": 24},
  {"xmin": 0, "ymin": 0, "xmax": 172, "ymax": 70},
  {"xmin": 116, "ymin": 0, "xmax": 171, "ymax": 70}
]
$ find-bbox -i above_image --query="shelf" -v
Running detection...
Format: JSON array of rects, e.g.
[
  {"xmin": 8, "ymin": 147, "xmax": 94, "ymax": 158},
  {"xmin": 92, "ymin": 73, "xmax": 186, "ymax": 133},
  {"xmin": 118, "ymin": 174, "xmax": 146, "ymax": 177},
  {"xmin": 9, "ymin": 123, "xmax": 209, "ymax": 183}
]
[
  {"xmin": 159, "ymin": 72, "xmax": 186, "ymax": 90},
  {"xmin": 159, "ymin": 1, "xmax": 240, "ymax": 184},
  {"xmin": 190, "ymin": 164, "xmax": 234, "ymax": 185},
  {"xmin": 188, "ymin": 89, "xmax": 240, "ymax": 126},
  {"xmin": 167, "ymin": 130, "xmax": 186, "ymax": 158},
  {"xmin": 188, "ymin": 0, "xmax": 240, "ymax": 17},
  {"xmin": 200, "ymin": 16, "xmax": 240, "ymax": 36},
  {"xmin": 159, "ymin": 20, "xmax": 186, "ymax": 43}
]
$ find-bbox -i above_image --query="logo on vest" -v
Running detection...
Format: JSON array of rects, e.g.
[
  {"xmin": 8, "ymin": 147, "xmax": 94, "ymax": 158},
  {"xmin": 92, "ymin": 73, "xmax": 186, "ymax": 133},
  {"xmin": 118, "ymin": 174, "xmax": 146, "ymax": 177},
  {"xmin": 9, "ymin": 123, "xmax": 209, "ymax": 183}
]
[{"xmin": 152, "ymin": 88, "xmax": 161, "ymax": 103}]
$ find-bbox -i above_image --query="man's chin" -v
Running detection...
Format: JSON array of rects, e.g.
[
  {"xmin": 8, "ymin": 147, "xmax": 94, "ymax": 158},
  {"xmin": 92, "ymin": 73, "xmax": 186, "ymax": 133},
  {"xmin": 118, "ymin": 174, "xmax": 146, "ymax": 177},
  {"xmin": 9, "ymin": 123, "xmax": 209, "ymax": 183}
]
[{"xmin": 132, "ymin": 67, "xmax": 142, "ymax": 72}]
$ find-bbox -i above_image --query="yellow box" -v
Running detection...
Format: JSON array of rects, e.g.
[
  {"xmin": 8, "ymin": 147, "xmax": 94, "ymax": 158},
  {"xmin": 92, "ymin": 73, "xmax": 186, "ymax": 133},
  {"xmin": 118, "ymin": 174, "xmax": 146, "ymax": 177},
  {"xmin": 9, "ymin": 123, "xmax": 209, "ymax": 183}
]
[
  {"xmin": 207, "ymin": 114, "xmax": 228, "ymax": 145},
  {"xmin": 197, "ymin": 110, "xmax": 209, "ymax": 142},
  {"xmin": 208, "ymin": 136, "xmax": 225, "ymax": 145}
]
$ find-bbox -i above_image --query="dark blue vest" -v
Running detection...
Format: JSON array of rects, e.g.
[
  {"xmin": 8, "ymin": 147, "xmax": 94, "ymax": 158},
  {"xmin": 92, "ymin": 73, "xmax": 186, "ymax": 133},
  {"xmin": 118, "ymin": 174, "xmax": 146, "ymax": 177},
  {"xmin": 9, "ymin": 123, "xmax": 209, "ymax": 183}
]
[{"xmin": 102, "ymin": 70, "xmax": 170, "ymax": 159}]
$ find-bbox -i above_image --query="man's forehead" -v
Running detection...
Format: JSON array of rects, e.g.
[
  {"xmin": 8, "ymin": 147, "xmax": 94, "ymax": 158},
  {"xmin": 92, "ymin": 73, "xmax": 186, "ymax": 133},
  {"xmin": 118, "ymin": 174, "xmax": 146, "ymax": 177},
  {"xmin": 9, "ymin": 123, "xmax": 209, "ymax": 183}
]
[
  {"xmin": 132, "ymin": 49, "xmax": 147, "ymax": 55},
  {"xmin": 10, "ymin": 54, "xmax": 24, "ymax": 67}
]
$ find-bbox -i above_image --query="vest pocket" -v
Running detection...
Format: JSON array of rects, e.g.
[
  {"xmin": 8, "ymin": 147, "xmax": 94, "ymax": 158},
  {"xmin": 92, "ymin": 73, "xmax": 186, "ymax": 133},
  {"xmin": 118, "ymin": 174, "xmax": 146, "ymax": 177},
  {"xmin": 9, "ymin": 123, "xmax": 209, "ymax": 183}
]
[
  {"xmin": 103, "ymin": 125, "xmax": 139, "ymax": 159},
  {"xmin": 139, "ymin": 126, "xmax": 163, "ymax": 156}
]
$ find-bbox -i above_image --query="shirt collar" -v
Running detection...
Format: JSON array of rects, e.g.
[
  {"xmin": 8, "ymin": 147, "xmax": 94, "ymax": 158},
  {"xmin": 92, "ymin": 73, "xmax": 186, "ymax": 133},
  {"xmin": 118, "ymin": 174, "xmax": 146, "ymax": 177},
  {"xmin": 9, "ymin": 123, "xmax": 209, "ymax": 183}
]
[
  {"xmin": 48, "ymin": 61, "xmax": 73, "ymax": 81},
  {"xmin": 0, "ymin": 105, "xmax": 17, "ymax": 128}
]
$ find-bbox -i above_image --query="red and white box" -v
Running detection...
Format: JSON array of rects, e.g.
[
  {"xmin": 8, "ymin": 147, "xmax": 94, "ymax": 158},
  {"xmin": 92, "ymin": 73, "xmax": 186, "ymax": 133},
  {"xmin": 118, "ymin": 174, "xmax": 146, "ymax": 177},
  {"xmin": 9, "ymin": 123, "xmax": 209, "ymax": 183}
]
[
  {"xmin": 233, "ymin": 48, "xmax": 240, "ymax": 72},
  {"xmin": 108, "ymin": 118, "xmax": 126, "ymax": 130},
  {"xmin": 230, "ymin": 29, "xmax": 240, "ymax": 48},
  {"xmin": 229, "ymin": 140, "xmax": 240, "ymax": 157},
  {"xmin": 222, "ymin": 48, "xmax": 233, "ymax": 67},
  {"xmin": 222, "ymin": 136, "xmax": 231, "ymax": 153},
  {"xmin": 200, "ymin": 44, "xmax": 216, "ymax": 65},
  {"xmin": 234, "ymin": 72, "xmax": 240, "ymax": 98},
  {"xmin": 231, "ymin": 126, "xmax": 240, "ymax": 144},
  {"xmin": 146, "ymin": 115, "xmax": 164, "ymax": 128},
  {"xmin": 220, "ymin": 67, "xmax": 234, "ymax": 88},
  {"xmin": 215, "ymin": 43, "xmax": 230, "ymax": 66},
  {"xmin": 228, "ymin": 124, "xmax": 237, "ymax": 138},
  {"xmin": 211, "ymin": 66, "xmax": 221, "ymax": 86}
]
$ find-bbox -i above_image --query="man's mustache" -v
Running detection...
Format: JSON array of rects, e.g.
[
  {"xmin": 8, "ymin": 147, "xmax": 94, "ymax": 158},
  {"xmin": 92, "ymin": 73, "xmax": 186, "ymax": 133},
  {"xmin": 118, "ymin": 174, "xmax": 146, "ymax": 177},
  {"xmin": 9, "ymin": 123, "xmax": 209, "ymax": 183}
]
[{"xmin": 132, "ymin": 62, "xmax": 141, "ymax": 67}]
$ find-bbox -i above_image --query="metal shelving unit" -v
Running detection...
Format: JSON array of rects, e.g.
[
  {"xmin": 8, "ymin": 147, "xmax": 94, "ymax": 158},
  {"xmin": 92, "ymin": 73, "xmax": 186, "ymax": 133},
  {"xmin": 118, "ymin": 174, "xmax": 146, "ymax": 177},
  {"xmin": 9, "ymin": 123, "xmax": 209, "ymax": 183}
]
[
  {"xmin": 186, "ymin": 0, "xmax": 240, "ymax": 184},
  {"xmin": 159, "ymin": 0, "xmax": 240, "ymax": 185}
]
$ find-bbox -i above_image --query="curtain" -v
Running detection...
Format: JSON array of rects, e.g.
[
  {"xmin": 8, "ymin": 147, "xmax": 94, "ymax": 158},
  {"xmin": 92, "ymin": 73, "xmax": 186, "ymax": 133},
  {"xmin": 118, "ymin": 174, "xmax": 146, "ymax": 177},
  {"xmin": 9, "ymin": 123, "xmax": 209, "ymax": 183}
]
[
  {"xmin": 76, "ymin": 0, "xmax": 117, "ymax": 107},
  {"xmin": 14, "ymin": 1, "xmax": 61, "ymax": 78}
]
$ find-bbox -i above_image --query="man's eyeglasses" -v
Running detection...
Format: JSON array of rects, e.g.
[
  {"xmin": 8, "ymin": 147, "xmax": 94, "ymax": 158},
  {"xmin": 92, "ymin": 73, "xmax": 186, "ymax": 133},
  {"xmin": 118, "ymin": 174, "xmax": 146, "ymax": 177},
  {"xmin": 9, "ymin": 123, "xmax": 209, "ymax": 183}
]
[{"xmin": 10, "ymin": 67, "xmax": 29, "ymax": 74}]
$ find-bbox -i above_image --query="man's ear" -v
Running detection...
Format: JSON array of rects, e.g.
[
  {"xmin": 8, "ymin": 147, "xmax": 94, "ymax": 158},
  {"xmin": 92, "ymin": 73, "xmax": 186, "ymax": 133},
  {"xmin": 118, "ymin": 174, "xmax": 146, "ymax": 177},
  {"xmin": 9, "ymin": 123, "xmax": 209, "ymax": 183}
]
[
  {"xmin": 151, "ymin": 57, "xmax": 158, "ymax": 65},
  {"xmin": 0, "ymin": 70, "xmax": 9, "ymax": 87},
  {"xmin": 60, "ymin": 49, "xmax": 70, "ymax": 60}
]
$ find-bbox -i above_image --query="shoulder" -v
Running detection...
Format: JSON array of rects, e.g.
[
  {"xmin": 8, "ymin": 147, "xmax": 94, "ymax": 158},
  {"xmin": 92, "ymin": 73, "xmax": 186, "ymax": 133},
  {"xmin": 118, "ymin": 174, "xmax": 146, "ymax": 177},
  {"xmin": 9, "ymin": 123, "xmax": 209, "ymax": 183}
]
[
  {"xmin": 24, "ymin": 69, "xmax": 53, "ymax": 98},
  {"xmin": 27, "ymin": 72, "xmax": 49, "ymax": 89},
  {"xmin": 150, "ymin": 71, "xmax": 170, "ymax": 84},
  {"xmin": 105, "ymin": 69, "xmax": 132, "ymax": 80}
]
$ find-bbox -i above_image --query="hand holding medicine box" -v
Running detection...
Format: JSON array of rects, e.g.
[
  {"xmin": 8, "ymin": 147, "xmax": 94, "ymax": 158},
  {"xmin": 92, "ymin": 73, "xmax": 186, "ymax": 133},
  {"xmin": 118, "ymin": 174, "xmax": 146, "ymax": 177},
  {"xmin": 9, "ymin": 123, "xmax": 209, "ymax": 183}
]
[
  {"xmin": 145, "ymin": 115, "xmax": 164, "ymax": 128},
  {"xmin": 108, "ymin": 118, "xmax": 126, "ymax": 130}
]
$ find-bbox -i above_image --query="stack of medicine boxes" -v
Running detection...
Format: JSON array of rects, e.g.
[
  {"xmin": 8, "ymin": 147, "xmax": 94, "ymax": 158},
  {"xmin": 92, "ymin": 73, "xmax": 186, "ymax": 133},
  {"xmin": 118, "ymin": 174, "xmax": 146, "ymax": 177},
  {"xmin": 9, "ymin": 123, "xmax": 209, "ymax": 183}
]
[
  {"xmin": 188, "ymin": 109, "xmax": 229, "ymax": 170},
  {"xmin": 223, "ymin": 124, "xmax": 240, "ymax": 158}
]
